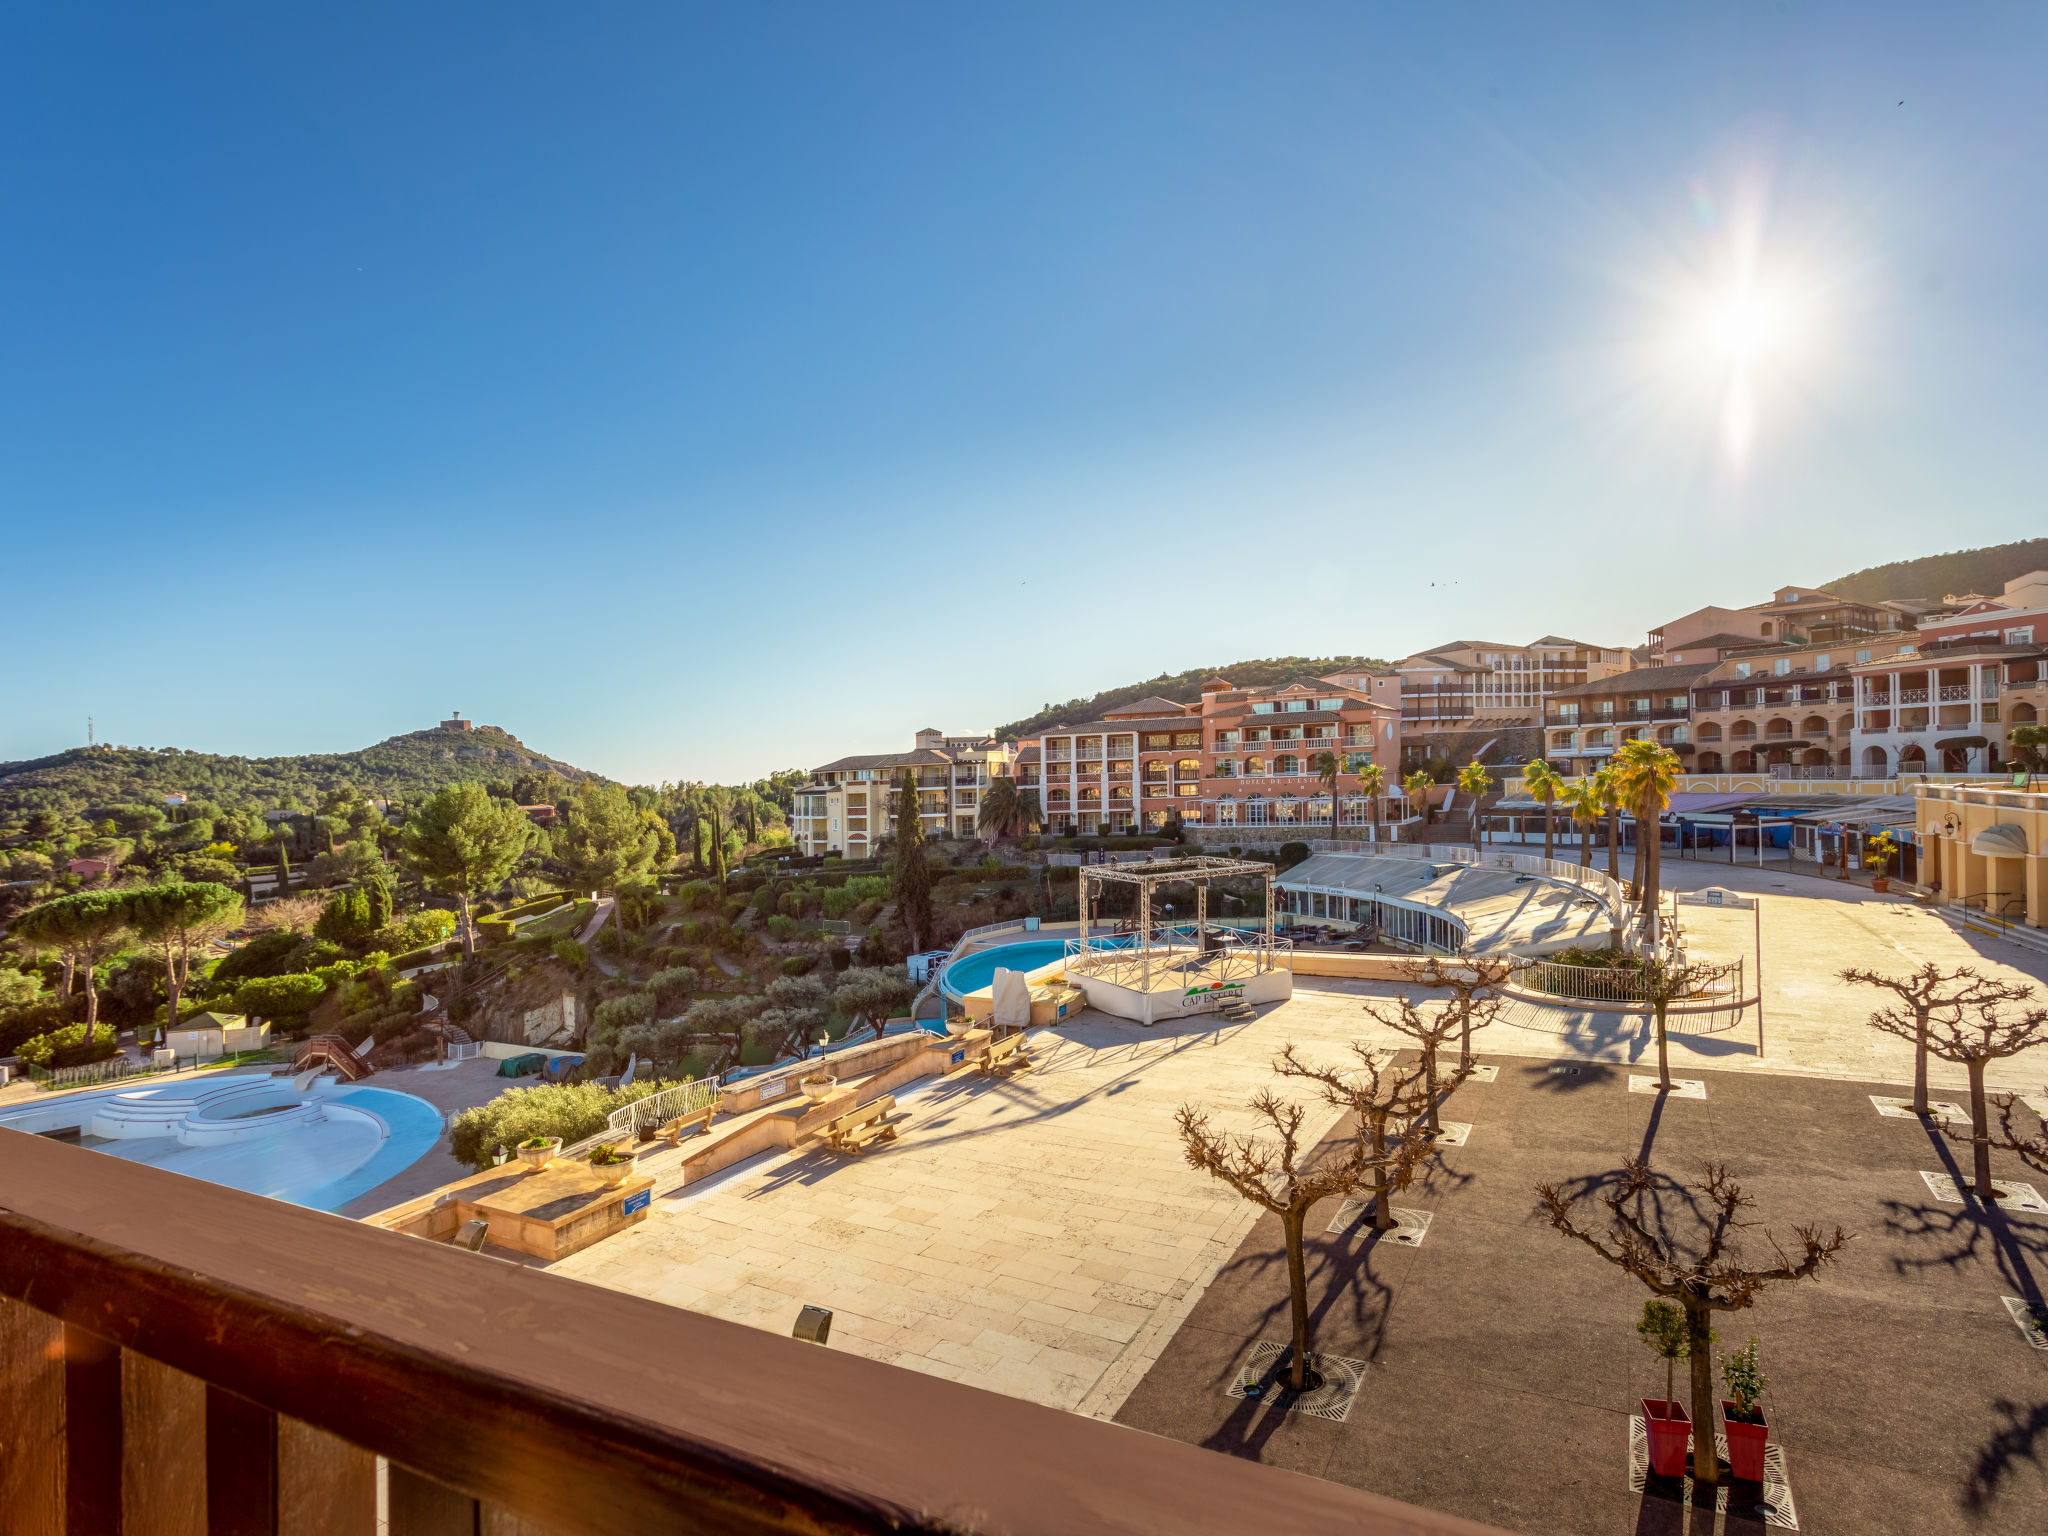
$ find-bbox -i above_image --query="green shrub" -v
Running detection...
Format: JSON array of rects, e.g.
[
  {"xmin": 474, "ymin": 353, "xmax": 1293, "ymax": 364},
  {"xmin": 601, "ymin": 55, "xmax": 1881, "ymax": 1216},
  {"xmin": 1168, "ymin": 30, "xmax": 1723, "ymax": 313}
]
[
  {"xmin": 377, "ymin": 909, "xmax": 458, "ymax": 954},
  {"xmin": 766, "ymin": 915, "xmax": 798, "ymax": 941},
  {"xmin": 448, "ymin": 1080, "xmax": 678, "ymax": 1172},
  {"xmin": 674, "ymin": 880, "xmax": 719, "ymax": 912},
  {"xmin": 552, "ymin": 939, "xmax": 589, "ymax": 970},
  {"xmin": 780, "ymin": 953, "xmax": 818, "ymax": 976},
  {"xmin": 592, "ymin": 994, "xmax": 653, "ymax": 1036},
  {"xmin": 1277, "ymin": 841, "xmax": 1310, "ymax": 869},
  {"xmin": 233, "ymin": 973, "xmax": 329, "ymax": 1019},
  {"xmin": 19, "ymin": 1023, "xmax": 121, "ymax": 1070},
  {"xmin": 648, "ymin": 967, "xmax": 700, "ymax": 1011}
]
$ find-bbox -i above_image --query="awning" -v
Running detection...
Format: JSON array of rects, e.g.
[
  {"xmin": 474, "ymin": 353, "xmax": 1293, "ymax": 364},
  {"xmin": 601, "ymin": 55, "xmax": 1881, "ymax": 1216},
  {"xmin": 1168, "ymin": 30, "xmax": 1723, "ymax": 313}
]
[
  {"xmin": 1668, "ymin": 793, "xmax": 1762, "ymax": 813},
  {"xmin": 1972, "ymin": 824, "xmax": 2030, "ymax": 858}
]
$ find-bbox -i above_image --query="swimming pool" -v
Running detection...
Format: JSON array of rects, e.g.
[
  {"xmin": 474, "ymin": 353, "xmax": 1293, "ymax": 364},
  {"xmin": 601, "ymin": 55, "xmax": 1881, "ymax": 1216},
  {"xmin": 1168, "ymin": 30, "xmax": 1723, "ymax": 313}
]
[
  {"xmin": 0, "ymin": 1077, "xmax": 444, "ymax": 1213},
  {"xmin": 941, "ymin": 940, "xmax": 1070, "ymax": 999}
]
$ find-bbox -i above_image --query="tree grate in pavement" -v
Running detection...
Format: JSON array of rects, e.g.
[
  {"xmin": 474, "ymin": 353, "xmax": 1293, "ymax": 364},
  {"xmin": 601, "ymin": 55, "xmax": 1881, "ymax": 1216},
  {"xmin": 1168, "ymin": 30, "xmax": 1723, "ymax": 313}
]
[
  {"xmin": 1630, "ymin": 1075, "xmax": 1707, "ymax": 1099},
  {"xmin": 1225, "ymin": 1340, "xmax": 1368, "ymax": 1421},
  {"xmin": 1326, "ymin": 1202, "xmax": 1431, "ymax": 1245},
  {"xmin": 1628, "ymin": 1415, "xmax": 1799, "ymax": 1529},
  {"xmin": 1870, "ymin": 1095, "xmax": 1967, "ymax": 1123},
  {"xmin": 2003, "ymin": 1297, "xmax": 2048, "ymax": 1350},
  {"xmin": 1919, "ymin": 1172, "xmax": 2048, "ymax": 1212}
]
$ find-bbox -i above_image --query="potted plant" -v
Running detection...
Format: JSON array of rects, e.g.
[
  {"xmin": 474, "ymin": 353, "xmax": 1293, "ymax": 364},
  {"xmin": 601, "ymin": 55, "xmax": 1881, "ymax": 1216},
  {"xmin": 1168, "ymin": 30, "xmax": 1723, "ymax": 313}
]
[
  {"xmin": 800, "ymin": 1070, "xmax": 837, "ymax": 1103},
  {"xmin": 514, "ymin": 1135, "xmax": 561, "ymax": 1172},
  {"xmin": 1720, "ymin": 1337, "xmax": 1770, "ymax": 1482},
  {"xmin": 1864, "ymin": 830, "xmax": 1898, "ymax": 894},
  {"xmin": 586, "ymin": 1143, "xmax": 637, "ymax": 1189},
  {"xmin": 1636, "ymin": 1299, "xmax": 1695, "ymax": 1478}
]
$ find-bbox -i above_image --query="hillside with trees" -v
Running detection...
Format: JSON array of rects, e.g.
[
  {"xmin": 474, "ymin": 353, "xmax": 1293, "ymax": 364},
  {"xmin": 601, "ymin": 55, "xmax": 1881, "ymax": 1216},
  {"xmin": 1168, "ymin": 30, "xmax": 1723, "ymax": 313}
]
[
  {"xmin": 1821, "ymin": 537, "xmax": 2048, "ymax": 606},
  {"xmin": 994, "ymin": 655, "xmax": 1389, "ymax": 740},
  {"xmin": 0, "ymin": 724, "xmax": 598, "ymax": 821}
]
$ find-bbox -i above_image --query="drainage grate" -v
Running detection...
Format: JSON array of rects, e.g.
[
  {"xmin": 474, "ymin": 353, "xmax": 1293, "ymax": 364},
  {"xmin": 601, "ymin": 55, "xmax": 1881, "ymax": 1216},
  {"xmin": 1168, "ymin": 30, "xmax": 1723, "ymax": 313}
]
[
  {"xmin": 1225, "ymin": 1340, "xmax": 1368, "ymax": 1421},
  {"xmin": 1548, "ymin": 1064, "xmax": 1581, "ymax": 1076}
]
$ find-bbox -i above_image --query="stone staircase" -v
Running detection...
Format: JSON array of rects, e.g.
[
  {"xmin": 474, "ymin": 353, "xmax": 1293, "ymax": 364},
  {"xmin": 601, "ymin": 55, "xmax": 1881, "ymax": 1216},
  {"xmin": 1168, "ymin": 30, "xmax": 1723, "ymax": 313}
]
[{"xmin": 1938, "ymin": 906, "xmax": 2048, "ymax": 959}]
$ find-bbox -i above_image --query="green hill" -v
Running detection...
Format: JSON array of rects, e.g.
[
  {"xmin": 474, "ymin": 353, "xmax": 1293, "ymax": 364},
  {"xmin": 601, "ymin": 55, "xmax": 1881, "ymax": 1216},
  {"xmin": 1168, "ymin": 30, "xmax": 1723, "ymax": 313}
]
[
  {"xmin": 1822, "ymin": 538, "xmax": 2048, "ymax": 606},
  {"xmin": 994, "ymin": 656, "xmax": 1388, "ymax": 740},
  {"xmin": 0, "ymin": 724, "xmax": 599, "ymax": 821}
]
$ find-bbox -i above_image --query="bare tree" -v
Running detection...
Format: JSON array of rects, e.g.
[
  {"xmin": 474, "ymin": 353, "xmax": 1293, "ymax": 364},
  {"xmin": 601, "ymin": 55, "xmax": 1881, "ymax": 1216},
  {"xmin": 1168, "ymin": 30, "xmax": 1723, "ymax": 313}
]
[
  {"xmin": 1275, "ymin": 1042, "xmax": 1435, "ymax": 1233},
  {"xmin": 1537, "ymin": 1161, "xmax": 1847, "ymax": 1489},
  {"xmin": 1633, "ymin": 955, "xmax": 1739, "ymax": 1093},
  {"xmin": 1890, "ymin": 995, "xmax": 2048, "ymax": 1200},
  {"xmin": 1841, "ymin": 964, "xmax": 2034, "ymax": 1117},
  {"xmin": 1177, "ymin": 1087, "xmax": 1424, "ymax": 1392},
  {"xmin": 1974, "ymin": 1093, "xmax": 2048, "ymax": 1178},
  {"xmin": 1415, "ymin": 952, "xmax": 1520, "ymax": 1068},
  {"xmin": 1362, "ymin": 995, "xmax": 1462, "ymax": 1135}
]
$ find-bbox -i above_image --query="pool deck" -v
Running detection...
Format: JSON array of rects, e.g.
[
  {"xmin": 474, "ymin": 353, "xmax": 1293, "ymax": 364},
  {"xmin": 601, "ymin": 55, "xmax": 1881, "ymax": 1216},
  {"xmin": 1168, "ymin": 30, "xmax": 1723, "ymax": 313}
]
[{"xmin": 543, "ymin": 861, "xmax": 2048, "ymax": 1422}]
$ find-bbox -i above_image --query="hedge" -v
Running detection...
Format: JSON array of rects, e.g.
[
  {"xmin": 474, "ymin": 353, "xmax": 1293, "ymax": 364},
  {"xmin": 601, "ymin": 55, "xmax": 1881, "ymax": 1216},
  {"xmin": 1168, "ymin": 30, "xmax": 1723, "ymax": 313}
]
[{"xmin": 475, "ymin": 891, "xmax": 572, "ymax": 945}]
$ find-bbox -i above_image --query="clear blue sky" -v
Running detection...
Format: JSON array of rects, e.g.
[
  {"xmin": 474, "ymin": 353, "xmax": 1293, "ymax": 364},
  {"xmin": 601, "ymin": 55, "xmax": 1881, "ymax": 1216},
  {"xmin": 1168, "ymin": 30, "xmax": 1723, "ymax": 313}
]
[{"xmin": 4, "ymin": 4, "xmax": 2044, "ymax": 784}]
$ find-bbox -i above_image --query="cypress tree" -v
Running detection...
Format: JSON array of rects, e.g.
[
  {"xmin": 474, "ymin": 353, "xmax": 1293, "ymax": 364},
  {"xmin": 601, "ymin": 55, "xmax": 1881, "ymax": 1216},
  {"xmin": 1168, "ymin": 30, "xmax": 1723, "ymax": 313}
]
[
  {"xmin": 893, "ymin": 769, "xmax": 934, "ymax": 952},
  {"xmin": 367, "ymin": 871, "xmax": 394, "ymax": 933}
]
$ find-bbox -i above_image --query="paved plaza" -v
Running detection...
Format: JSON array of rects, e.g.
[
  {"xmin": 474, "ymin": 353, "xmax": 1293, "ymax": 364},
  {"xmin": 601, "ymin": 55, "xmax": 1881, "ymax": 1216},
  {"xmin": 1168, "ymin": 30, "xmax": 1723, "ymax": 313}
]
[
  {"xmin": 551, "ymin": 870, "xmax": 2048, "ymax": 1447},
  {"xmin": 1115, "ymin": 1060, "xmax": 2048, "ymax": 1535}
]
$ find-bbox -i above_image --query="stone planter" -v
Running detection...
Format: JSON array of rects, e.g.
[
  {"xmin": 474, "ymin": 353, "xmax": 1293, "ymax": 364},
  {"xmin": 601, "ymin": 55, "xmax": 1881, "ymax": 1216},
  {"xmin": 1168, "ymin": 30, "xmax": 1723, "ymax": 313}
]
[
  {"xmin": 1721, "ymin": 1401, "xmax": 1769, "ymax": 1481},
  {"xmin": 800, "ymin": 1075, "xmax": 837, "ymax": 1103},
  {"xmin": 944, "ymin": 1014, "xmax": 972, "ymax": 1037},
  {"xmin": 588, "ymin": 1153, "xmax": 636, "ymax": 1189},
  {"xmin": 514, "ymin": 1137, "xmax": 562, "ymax": 1172},
  {"xmin": 1640, "ymin": 1398, "xmax": 1691, "ymax": 1478}
]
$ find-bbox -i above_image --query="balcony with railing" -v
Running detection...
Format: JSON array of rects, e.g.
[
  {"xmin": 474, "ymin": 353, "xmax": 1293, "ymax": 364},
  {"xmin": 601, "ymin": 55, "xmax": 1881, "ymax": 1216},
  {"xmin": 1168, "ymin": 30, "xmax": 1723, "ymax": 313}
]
[{"xmin": 0, "ymin": 1132, "xmax": 1467, "ymax": 1536}]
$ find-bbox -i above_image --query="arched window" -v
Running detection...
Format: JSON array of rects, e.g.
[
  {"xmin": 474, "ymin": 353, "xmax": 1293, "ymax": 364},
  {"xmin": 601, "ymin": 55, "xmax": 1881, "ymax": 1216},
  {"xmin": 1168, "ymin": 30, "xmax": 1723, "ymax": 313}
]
[
  {"xmin": 1275, "ymin": 754, "xmax": 1299, "ymax": 776},
  {"xmin": 1245, "ymin": 756, "xmax": 1267, "ymax": 777}
]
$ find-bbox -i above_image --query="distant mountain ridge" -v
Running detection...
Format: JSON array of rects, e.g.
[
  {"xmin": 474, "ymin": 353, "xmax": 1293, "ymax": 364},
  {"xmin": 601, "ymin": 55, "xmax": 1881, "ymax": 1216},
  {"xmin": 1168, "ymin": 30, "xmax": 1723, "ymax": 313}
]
[
  {"xmin": 994, "ymin": 656, "xmax": 1387, "ymax": 741},
  {"xmin": 0, "ymin": 723, "xmax": 600, "ymax": 820},
  {"xmin": 1821, "ymin": 538, "xmax": 2048, "ymax": 607}
]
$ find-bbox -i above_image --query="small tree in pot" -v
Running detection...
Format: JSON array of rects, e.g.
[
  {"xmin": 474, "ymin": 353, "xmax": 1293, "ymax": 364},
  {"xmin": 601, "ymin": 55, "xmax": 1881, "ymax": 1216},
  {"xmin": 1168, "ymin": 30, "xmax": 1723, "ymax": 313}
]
[
  {"xmin": 1719, "ymin": 1336, "xmax": 1771, "ymax": 1481},
  {"xmin": 1635, "ymin": 1299, "xmax": 1700, "ymax": 1477}
]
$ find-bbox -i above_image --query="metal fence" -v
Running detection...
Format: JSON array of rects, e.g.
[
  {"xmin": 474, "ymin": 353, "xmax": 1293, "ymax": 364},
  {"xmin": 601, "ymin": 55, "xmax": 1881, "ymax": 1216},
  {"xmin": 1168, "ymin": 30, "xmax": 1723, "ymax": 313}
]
[{"xmin": 1523, "ymin": 956, "xmax": 1744, "ymax": 1006}]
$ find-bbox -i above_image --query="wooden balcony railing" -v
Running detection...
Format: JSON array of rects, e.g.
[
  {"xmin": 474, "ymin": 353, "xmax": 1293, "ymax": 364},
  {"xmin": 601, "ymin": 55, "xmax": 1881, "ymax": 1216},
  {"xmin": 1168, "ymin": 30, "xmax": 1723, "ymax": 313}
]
[{"xmin": 0, "ymin": 1130, "xmax": 1503, "ymax": 1536}]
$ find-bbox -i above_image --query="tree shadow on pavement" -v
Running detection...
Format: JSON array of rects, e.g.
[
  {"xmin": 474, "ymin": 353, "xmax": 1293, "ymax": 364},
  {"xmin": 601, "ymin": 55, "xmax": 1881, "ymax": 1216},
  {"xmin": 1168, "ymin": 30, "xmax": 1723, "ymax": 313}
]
[{"xmin": 1961, "ymin": 1398, "xmax": 2048, "ymax": 1517}]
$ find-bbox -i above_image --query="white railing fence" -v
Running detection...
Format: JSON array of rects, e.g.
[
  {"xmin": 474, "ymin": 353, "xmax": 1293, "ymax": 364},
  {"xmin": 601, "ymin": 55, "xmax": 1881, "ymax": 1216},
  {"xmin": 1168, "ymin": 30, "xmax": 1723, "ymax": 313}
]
[{"xmin": 1522, "ymin": 956, "xmax": 1745, "ymax": 1007}]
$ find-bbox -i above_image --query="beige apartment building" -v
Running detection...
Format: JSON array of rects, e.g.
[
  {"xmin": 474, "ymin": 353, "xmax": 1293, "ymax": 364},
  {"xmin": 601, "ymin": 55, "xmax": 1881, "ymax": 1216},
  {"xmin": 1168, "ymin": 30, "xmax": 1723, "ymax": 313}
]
[
  {"xmin": 1024, "ymin": 677, "xmax": 1399, "ymax": 835},
  {"xmin": 1687, "ymin": 635, "xmax": 1915, "ymax": 777},
  {"xmin": 790, "ymin": 729, "xmax": 1015, "ymax": 857},
  {"xmin": 1395, "ymin": 638, "xmax": 1631, "ymax": 765}
]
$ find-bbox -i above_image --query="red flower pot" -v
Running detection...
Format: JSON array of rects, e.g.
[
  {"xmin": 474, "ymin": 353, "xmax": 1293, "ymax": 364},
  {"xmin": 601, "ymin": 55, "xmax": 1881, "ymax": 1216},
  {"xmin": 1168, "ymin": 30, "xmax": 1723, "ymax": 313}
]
[
  {"xmin": 1721, "ymin": 1401, "xmax": 1769, "ymax": 1481},
  {"xmin": 1641, "ymin": 1398, "xmax": 1691, "ymax": 1478}
]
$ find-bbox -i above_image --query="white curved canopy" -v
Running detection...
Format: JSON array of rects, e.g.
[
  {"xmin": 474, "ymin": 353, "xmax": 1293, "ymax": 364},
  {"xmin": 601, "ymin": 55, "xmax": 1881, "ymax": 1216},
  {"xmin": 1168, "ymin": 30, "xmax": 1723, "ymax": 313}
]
[{"xmin": 1971, "ymin": 823, "xmax": 2030, "ymax": 858}]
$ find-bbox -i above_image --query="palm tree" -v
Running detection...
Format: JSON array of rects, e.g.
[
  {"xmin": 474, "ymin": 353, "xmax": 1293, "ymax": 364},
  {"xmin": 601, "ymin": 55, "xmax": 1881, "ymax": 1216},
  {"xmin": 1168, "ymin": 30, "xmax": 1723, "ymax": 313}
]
[
  {"xmin": 1314, "ymin": 751, "xmax": 1343, "ymax": 833},
  {"xmin": 1559, "ymin": 777, "xmax": 1601, "ymax": 866},
  {"xmin": 1356, "ymin": 762, "xmax": 1386, "ymax": 840},
  {"xmin": 1592, "ymin": 766, "xmax": 1623, "ymax": 881},
  {"xmin": 1403, "ymin": 770, "xmax": 1435, "ymax": 829},
  {"xmin": 1612, "ymin": 740, "xmax": 1682, "ymax": 944},
  {"xmin": 1456, "ymin": 760, "xmax": 1494, "ymax": 847},
  {"xmin": 977, "ymin": 776, "xmax": 1022, "ymax": 844},
  {"xmin": 1522, "ymin": 758, "xmax": 1565, "ymax": 863}
]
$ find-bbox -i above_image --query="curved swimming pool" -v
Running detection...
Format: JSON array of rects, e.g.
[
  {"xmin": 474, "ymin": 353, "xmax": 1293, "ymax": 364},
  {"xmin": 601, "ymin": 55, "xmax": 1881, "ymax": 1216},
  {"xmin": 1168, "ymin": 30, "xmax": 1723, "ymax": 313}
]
[{"xmin": 0, "ymin": 1079, "xmax": 444, "ymax": 1213}]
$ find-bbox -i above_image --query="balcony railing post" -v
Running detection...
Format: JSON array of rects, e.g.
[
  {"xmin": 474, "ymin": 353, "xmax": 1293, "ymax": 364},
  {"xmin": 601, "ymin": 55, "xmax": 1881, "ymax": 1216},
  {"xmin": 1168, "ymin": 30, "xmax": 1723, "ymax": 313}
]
[
  {"xmin": 67, "ymin": 1323, "xmax": 123, "ymax": 1535},
  {"xmin": 209, "ymin": 1382, "xmax": 281, "ymax": 1535}
]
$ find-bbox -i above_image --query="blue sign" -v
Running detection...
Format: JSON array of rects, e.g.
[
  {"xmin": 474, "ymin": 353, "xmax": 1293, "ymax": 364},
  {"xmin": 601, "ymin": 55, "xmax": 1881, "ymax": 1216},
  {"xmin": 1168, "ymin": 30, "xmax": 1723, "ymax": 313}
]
[
  {"xmin": 622, "ymin": 1188, "xmax": 650, "ymax": 1215},
  {"xmin": 950, "ymin": 1048, "xmax": 966, "ymax": 1066}
]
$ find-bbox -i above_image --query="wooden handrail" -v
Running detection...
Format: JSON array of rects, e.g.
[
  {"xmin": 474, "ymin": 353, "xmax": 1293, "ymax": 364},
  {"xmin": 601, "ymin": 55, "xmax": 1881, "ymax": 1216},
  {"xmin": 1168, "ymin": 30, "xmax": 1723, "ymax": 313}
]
[{"xmin": 0, "ymin": 1129, "xmax": 1505, "ymax": 1536}]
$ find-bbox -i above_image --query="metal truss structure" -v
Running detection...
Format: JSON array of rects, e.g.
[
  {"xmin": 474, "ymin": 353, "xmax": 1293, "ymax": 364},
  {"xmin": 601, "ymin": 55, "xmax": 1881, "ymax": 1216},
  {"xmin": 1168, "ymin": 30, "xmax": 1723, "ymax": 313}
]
[{"xmin": 1071, "ymin": 857, "xmax": 1284, "ymax": 993}]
